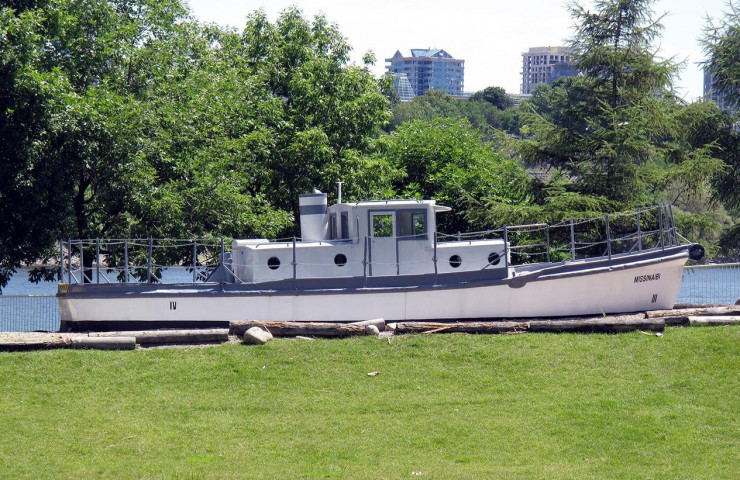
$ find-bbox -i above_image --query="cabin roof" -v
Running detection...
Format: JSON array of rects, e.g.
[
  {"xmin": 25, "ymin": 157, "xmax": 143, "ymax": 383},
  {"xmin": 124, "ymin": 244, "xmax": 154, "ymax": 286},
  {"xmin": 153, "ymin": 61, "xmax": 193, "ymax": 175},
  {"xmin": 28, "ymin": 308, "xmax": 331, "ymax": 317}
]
[{"xmin": 335, "ymin": 199, "xmax": 451, "ymax": 211}]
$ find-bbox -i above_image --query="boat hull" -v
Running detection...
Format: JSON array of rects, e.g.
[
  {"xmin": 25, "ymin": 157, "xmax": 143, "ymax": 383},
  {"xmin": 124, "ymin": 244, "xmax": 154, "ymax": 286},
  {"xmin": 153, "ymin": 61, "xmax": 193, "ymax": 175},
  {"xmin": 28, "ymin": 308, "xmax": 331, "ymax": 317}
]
[{"xmin": 57, "ymin": 247, "xmax": 690, "ymax": 331}]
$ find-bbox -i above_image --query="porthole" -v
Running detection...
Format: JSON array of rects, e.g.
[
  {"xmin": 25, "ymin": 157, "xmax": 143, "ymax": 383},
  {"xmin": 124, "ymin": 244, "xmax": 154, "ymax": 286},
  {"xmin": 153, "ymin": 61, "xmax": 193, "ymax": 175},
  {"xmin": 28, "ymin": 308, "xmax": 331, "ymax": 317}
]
[
  {"xmin": 488, "ymin": 252, "xmax": 501, "ymax": 266},
  {"xmin": 334, "ymin": 253, "xmax": 347, "ymax": 267},
  {"xmin": 449, "ymin": 255, "xmax": 462, "ymax": 268},
  {"xmin": 267, "ymin": 257, "xmax": 280, "ymax": 270}
]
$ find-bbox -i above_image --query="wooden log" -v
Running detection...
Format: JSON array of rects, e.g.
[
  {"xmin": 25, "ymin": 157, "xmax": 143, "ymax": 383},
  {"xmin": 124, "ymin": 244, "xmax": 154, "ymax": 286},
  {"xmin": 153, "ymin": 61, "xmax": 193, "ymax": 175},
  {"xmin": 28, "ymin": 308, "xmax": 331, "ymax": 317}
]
[
  {"xmin": 688, "ymin": 316, "xmax": 740, "ymax": 326},
  {"xmin": 230, "ymin": 321, "xmax": 382, "ymax": 338},
  {"xmin": 0, "ymin": 338, "xmax": 59, "ymax": 351},
  {"xmin": 661, "ymin": 315, "xmax": 689, "ymax": 326},
  {"xmin": 647, "ymin": 306, "xmax": 740, "ymax": 318},
  {"xmin": 68, "ymin": 336, "xmax": 136, "ymax": 350},
  {"xmin": 528, "ymin": 315, "xmax": 663, "ymax": 333},
  {"xmin": 348, "ymin": 318, "xmax": 386, "ymax": 331},
  {"xmin": 0, "ymin": 334, "xmax": 135, "ymax": 351},
  {"xmin": 89, "ymin": 329, "xmax": 229, "ymax": 345},
  {"xmin": 394, "ymin": 321, "xmax": 527, "ymax": 335},
  {"xmin": 674, "ymin": 303, "xmax": 728, "ymax": 309}
]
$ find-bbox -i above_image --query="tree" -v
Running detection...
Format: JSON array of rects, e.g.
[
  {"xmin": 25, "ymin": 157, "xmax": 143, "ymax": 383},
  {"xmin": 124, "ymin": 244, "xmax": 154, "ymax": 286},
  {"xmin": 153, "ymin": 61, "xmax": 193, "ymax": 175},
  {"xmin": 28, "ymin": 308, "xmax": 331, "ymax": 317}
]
[
  {"xmin": 702, "ymin": 1, "xmax": 740, "ymax": 111},
  {"xmin": 468, "ymin": 86, "xmax": 513, "ymax": 110},
  {"xmin": 389, "ymin": 89, "xmax": 520, "ymax": 138},
  {"xmin": 519, "ymin": 0, "xmax": 723, "ymax": 208},
  {"xmin": 0, "ymin": 2, "xmax": 396, "ymax": 289},
  {"xmin": 239, "ymin": 8, "xmax": 393, "ymax": 220},
  {"xmin": 0, "ymin": 6, "xmax": 71, "ymax": 289}
]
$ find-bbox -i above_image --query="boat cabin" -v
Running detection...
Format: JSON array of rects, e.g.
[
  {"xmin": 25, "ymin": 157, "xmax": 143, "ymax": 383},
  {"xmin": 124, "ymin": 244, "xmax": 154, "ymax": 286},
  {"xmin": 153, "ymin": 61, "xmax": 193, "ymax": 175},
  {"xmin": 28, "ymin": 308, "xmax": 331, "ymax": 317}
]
[{"xmin": 230, "ymin": 192, "xmax": 507, "ymax": 283}]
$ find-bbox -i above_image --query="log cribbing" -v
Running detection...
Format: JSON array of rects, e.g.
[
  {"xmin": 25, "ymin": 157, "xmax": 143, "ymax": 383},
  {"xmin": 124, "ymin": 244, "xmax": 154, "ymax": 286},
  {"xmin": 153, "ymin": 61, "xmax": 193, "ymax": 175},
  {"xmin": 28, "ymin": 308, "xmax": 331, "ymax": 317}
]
[
  {"xmin": 89, "ymin": 328, "xmax": 229, "ymax": 344},
  {"xmin": 229, "ymin": 318, "xmax": 386, "ymax": 337}
]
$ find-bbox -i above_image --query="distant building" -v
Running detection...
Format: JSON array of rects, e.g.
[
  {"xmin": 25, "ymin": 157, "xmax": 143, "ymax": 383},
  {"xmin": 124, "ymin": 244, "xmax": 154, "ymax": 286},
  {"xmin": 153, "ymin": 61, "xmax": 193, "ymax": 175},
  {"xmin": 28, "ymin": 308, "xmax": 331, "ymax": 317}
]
[
  {"xmin": 521, "ymin": 46, "xmax": 576, "ymax": 94},
  {"xmin": 385, "ymin": 49, "xmax": 465, "ymax": 98},
  {"xmin": 704, "ymin": 68, "xmax": 737, "ymax": 114}
]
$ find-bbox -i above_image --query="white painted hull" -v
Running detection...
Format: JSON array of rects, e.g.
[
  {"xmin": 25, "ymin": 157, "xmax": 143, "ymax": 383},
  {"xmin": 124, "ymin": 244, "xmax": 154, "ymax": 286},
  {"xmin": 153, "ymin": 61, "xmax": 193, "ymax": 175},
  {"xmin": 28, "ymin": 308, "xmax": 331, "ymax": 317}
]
[{"xmin": 58, "ymin": 250, "xmax": 688, "ymax": 328}]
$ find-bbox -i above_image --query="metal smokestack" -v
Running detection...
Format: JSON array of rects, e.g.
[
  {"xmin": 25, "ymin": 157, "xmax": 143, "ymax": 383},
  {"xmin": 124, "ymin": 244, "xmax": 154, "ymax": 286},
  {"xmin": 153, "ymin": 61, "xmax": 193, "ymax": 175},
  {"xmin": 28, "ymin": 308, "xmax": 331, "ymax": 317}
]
[{"xmin": 298, "ymin": 191, "xmax": 328, "ymax": 242}]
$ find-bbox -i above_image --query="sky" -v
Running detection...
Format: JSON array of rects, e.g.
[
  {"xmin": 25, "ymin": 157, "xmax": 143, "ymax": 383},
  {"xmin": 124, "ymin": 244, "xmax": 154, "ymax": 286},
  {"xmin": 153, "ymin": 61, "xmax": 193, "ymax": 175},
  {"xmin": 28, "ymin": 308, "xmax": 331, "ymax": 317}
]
[{"xmin": 185, "ymin": 0, "xmax": 731, "ymax": 102}]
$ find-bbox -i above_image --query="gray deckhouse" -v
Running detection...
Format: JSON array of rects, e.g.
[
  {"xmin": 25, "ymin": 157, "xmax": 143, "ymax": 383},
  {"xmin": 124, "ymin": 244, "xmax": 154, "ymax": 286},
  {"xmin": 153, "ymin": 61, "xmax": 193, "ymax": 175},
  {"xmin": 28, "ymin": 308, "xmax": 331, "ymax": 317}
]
[{"xmin": 230, "ymin": 192, "xmax": 506, "ymax": 284}]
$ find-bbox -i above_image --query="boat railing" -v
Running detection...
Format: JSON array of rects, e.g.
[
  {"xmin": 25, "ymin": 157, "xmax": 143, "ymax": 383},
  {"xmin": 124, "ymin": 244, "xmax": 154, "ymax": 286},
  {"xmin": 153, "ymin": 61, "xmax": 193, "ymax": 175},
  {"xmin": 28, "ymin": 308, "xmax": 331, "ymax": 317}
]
[
  {"xmin": 438, "ymin": 204, "xmax": 681, "ymax": 266},
  {"xmin": 56, "ymin": 204, "xmax": 685, "ymax": 285}
]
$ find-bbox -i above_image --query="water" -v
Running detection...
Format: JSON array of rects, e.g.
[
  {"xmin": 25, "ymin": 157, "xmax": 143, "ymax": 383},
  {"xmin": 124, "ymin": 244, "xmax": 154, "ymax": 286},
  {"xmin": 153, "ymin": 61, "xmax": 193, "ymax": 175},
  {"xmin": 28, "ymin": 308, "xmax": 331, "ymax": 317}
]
[
  {"xmin": 0, "ymin": 267, "xmax": 201, "ymax": 332},
  {"xmin": 2, "ymin": 265, "xmax": 738, "ymax": 332}
]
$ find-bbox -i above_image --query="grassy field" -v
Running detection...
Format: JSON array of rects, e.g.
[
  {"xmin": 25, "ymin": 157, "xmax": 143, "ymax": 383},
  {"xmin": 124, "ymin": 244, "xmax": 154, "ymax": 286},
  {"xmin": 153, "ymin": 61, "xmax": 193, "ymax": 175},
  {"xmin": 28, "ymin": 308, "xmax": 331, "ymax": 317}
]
[{"xmin": 0, "ymin": 327, "xmax": 738, "ymax": 479}]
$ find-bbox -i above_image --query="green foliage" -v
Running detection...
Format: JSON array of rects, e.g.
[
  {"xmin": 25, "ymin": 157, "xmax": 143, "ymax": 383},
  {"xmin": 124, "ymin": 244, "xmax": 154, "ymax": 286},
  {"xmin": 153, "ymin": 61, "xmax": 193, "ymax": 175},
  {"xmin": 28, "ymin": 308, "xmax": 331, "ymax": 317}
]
[
  {"xmin": 468, "ymin": 85, "xmax": 514, "ymax": 110},
  {"xmin": 380, "ymin": 117, "xmax": 530, "ymax": 232},
  {"xmin": 702, "ymin": 1, "xmax": 740, "ymax": 111},
  {"xmin": 515, "ymin": 0, "xmax": 731, "ymax": 256},
  {"xmin": 239, "ymin": 8, "xmax": 393, "ymax": 218},
  {"xmin": 520, "ymin": 0, "xmax": 688, "ymax": 206},
  {"xmin": 389, "ymin": 89, "xmax": 521, "ymax": 138},
  {"xmin": 0, "ymin": 2, "xmax": 395, "ymax": 289}
]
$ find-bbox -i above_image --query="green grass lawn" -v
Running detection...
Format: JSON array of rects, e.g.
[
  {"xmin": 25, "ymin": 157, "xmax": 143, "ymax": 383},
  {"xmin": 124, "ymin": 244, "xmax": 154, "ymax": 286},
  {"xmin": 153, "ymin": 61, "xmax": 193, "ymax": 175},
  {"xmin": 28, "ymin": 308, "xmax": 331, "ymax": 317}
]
[{"xmin": 1, "ymin": 327, "xmax": 738, "ymax": 479}]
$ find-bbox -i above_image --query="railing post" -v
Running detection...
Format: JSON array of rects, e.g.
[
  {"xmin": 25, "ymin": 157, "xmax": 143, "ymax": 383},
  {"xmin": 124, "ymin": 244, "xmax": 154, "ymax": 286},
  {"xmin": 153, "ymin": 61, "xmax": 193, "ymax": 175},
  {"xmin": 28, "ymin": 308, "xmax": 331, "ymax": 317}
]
[
  {"xmin": 147, "ymin": 237, "xmax": 153, "ymax": 283},
  {"xmin": 95, "ymin": 238, "xmax": 100, "ymax": 284},
  {"xmin": 80, "ymin": 240, "xmax": 85, "ymax": 283},
  {"xmin": 658, "ymin": 207, "xmax": 664, "ymax": 250},
  {"xmin": 546, "ymin": 224, "xmax": 551, "ymax": 263},
  {"xmin": 192, "ymin": 240, "xmax": 197, "ymax": 283},
  {"xmin": 363, "ymin": 236, "xmax": 368, "ymax": 286},
  {"xmin": 433, "ymin": 230, "xmax": 439, "ymax": 284},
  {"xmin": 59, "ymin": 240, "xmax": 65, "ymax": 283},
  {"xmin": 124, "ymin": 239, "xmax": 129, "ymax": 283},
  {"xmin": 220, "ymin": 237, "xmax": 225, "ymax": 265},
  {"xmin": 569, "ymin": 219, "xmax": 576, "ymax": 261},
  {"xmin": 605, "ymin": 214, "xmax": 612, "ymax": 260},
  {"xmin": 636, "ymin": 207, "xmax": 642, "ymax": 251},
  {"xmin": 503, "ymin": 226, "xmax": 509, "ymax": 269},
  {"xmin": 668, "ymin": 204, "xmax": 676, "ymax": 245},
  {"xmin": 292, "ymin": 236, "xmax": 297, "ymax": 283},
  {"xmin": 67, "ymin": 239, "xmax": 72, "ymax": 284}
]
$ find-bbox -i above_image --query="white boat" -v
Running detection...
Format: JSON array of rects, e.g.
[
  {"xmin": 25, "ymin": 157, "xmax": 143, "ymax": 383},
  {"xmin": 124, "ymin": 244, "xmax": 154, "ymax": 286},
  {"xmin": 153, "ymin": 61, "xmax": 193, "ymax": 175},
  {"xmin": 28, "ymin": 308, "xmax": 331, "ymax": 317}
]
[{"xmin": 56, "ymin": 192, "xmax": 704, "ymax": 331}]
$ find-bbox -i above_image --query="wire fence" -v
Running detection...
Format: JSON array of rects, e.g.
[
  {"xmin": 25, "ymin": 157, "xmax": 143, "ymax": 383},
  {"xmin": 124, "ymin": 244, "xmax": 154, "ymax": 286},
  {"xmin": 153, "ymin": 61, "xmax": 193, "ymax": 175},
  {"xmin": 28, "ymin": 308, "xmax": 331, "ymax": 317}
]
[
  {"xmin": 1, "ymin": 264, "xmax": 738, "ymax": 333},
  {"xmin": 678, "ymin": 263, "xmax": 740, "ymax": 305},
  {"xmin": 0, "ymin": 296, "xmax": 59, "ymax": 332}
]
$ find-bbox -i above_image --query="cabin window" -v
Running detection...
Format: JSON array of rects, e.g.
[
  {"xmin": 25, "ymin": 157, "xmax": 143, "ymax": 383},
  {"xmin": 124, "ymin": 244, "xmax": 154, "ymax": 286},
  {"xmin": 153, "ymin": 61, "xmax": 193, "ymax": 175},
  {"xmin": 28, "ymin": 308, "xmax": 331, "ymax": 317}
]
[
  {"xmin": 488, "ymin": 252, "xmax": 501, "ymax": 266},
  {"xmin": 449, "ymin": 255, "xmax": 462, "ymax": 268},
  {"xmin": 340, "ymin": 212, "xmax": 349, "ymax": 239},
  {"xmin": 329, "ymin": 213, "xmax": 337, "ymax": 239},
  {"xmin": 372, "ymin": 214, "xmax": 394, "ymax": 237},
  {"xmin": 398, "ymin": 211, "xmax": 426, "ymax": 238},
  {"xmin": 267, "ymin": 257, "xmax": 281, "ymax": 270}
]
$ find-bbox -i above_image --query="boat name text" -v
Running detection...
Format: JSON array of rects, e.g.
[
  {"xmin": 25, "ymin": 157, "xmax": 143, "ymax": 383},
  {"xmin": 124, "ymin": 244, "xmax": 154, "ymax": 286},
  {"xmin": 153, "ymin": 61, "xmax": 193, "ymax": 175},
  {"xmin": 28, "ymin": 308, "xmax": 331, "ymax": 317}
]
[{"xmin": 634, "ymin": 273, "xmax": 661, "ymax": 283}]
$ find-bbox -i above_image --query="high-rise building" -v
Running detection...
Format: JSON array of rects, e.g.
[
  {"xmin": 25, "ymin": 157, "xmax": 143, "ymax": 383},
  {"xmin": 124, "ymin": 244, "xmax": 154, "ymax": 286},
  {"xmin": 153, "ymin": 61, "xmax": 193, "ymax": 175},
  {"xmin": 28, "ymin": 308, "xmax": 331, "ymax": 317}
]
[
  {"xmin": 521, "ymin": 46, "xmax": 576, "ymax": 94},
  {"xmin": 385, "ymin": 49, "xmax": 465, "ymax": 98},
  {"xmin": 704, "ymin": 68, "xmax": 737, "ymax": 114}
]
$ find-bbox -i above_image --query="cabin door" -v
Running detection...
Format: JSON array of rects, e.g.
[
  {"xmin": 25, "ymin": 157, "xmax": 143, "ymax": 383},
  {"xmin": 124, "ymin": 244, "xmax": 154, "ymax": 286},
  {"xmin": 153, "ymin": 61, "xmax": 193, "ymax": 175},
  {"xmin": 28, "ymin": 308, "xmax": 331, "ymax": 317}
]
[{"xmin": 369, "ymin": 212, "xmax": 397, "ymax": 276}]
